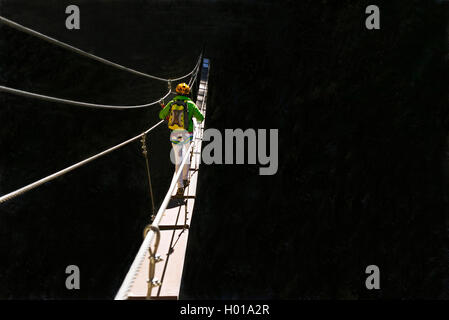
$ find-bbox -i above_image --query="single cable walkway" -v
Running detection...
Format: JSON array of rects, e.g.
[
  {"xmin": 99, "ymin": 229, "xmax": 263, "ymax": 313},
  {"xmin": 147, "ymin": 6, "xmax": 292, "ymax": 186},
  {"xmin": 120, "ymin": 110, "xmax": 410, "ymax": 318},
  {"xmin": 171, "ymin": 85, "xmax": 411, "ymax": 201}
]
[
  {"xmin": 0, "ymin": 14, "xmax": 209, "ymax": 300},
  {"xmin": 115, "ymin": 58, "xmax": 210, "ymax": 300}
]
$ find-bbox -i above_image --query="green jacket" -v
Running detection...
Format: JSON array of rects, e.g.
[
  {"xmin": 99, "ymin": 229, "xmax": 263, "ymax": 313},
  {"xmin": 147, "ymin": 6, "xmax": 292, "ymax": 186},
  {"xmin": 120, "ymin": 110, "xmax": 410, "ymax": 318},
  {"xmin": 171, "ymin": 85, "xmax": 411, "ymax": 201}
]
[{"xmin": 159, "ymin": 95, "xmax": 204, "ymax": 133}]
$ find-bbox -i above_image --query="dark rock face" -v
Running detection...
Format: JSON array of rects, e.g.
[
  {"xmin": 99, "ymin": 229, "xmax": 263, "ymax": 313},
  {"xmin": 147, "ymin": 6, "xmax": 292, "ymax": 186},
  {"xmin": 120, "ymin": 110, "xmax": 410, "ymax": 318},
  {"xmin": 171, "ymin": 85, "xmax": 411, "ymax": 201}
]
[{"xmin": 0, "ymin": 0, "xmax": 448, "ymax": 299}]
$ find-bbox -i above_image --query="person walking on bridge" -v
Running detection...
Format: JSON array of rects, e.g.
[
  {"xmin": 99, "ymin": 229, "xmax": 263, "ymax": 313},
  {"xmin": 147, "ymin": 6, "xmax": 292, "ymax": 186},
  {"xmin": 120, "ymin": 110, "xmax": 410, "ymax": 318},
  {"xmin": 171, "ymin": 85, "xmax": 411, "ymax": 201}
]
[{"xmin": 159, "ymin": 83, "xmax": 204, "ymax": 196}]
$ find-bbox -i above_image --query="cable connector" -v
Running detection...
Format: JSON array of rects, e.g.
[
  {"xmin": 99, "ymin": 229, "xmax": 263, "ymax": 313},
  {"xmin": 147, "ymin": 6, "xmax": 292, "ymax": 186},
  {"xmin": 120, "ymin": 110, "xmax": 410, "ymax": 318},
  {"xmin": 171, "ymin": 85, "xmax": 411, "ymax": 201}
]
[
  {"xmin": 167, "ymin": 79, "xmax": 172, "ymax": 91},
  {"xmin": 140, "ymin": 134, "xmax": 148, "ymax": 157}
]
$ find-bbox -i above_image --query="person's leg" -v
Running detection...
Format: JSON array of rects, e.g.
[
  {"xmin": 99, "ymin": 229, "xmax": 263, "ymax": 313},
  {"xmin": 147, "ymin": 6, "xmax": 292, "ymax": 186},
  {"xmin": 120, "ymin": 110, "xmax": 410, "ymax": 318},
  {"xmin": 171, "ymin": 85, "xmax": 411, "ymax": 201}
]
[
  {"xmin": 171, "ymin": 142, "xmax": 184, "ymax": 188},
  {"xmin": 171, "ymin": 130, "xmax": 191, "ymax": 196},
  {"xmin": 181, "ymin": 141, "xmax": 191, "ymax": 186}
]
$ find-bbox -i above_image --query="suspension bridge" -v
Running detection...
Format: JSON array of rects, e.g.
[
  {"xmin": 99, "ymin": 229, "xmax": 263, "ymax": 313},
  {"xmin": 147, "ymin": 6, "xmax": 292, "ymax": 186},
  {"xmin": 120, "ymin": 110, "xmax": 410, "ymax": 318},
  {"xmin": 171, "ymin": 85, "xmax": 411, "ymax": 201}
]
[{"xmin": 0, "ymin": 15, "xmax": 210, "ymax": 300}]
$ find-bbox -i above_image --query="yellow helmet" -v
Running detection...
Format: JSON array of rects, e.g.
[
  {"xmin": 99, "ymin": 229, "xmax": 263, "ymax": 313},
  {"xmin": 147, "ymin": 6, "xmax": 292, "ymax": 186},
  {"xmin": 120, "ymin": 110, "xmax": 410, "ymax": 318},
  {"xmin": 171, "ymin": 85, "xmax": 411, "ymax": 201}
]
[{"xmin": 176, "ymin": 83, "xmax": 190, "ymax": 95}]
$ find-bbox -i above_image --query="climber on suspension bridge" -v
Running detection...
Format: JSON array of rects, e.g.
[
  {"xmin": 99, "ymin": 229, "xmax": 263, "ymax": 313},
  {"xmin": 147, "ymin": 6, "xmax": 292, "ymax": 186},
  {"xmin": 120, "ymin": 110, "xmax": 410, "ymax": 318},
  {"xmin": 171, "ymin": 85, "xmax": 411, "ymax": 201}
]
[{"xmin": 159, "ymin": 83, "xmax": 204, "ymax": 197}]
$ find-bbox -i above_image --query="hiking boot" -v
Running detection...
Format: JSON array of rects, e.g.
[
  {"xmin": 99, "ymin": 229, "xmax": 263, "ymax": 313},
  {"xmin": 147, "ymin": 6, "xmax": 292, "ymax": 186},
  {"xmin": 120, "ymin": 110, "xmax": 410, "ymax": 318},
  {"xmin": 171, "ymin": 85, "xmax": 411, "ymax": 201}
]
[{"xmin": 176, "ymin": 187, "xmax": 185, "ymax": 197}]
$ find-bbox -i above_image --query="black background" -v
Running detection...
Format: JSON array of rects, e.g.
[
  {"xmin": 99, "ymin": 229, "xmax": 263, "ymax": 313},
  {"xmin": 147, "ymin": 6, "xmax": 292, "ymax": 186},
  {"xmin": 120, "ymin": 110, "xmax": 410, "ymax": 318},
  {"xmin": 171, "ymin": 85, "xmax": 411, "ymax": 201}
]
[{"xmin": 1, "ymin": 0, "xmax": 449, "ymax": 300}]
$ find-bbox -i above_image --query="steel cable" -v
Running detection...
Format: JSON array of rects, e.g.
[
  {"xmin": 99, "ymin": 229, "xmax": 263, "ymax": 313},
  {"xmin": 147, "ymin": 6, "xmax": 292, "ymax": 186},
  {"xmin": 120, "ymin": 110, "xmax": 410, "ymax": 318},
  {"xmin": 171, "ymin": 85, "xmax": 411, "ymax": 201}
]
[
  {"xmin": 0, "ymin": 15, "xmax": 199, "ymax": 82},
  {"xmin": 0, "ymin": 86, "xmax": 172, "ymax": 109},
  {"xmin": 0, "ymin": 54, "xmax": 202, "ymax": 109},
  {"xmin": 0, "ymin": 120, "xmax": 164, "ymax": 204}
]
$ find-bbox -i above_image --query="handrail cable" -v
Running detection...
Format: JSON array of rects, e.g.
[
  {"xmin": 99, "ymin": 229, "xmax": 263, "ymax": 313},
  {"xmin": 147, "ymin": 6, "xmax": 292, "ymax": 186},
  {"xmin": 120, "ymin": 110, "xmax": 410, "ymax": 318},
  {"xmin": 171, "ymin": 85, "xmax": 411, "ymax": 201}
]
[
  {"xmin": 0, "ymin": 86, "xmax": 172, "ymax": 109},
  {"xmin": 0, "ymin": 120, "xmax": 164, "ymax": 204},
  {"xmin": 0, "ymin": 15, "xmax": 199, "ymax": 82},
  {"xmin": 0, "ymin": 54, "xmax": 202, "ymax": 109}
]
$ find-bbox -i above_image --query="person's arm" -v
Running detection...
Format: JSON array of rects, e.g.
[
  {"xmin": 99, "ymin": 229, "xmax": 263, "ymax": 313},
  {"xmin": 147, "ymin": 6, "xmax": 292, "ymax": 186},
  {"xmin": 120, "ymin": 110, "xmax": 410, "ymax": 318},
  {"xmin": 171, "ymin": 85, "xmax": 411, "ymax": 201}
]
[
  {"xmin": 189, "ymin": 102, "xmax": 204, "ymax": 122},
  {"xmin": 159, "ymin": 101, "xmax": 172, "ymax": 120}
]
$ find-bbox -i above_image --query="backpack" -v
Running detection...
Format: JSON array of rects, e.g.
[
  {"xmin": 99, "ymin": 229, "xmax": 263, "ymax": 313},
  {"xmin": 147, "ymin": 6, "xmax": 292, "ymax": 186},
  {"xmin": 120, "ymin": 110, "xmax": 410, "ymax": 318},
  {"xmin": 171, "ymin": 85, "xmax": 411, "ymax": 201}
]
[{"xmin": 168, "ymin": 99, "xmax": 189, "ymax": 130}]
